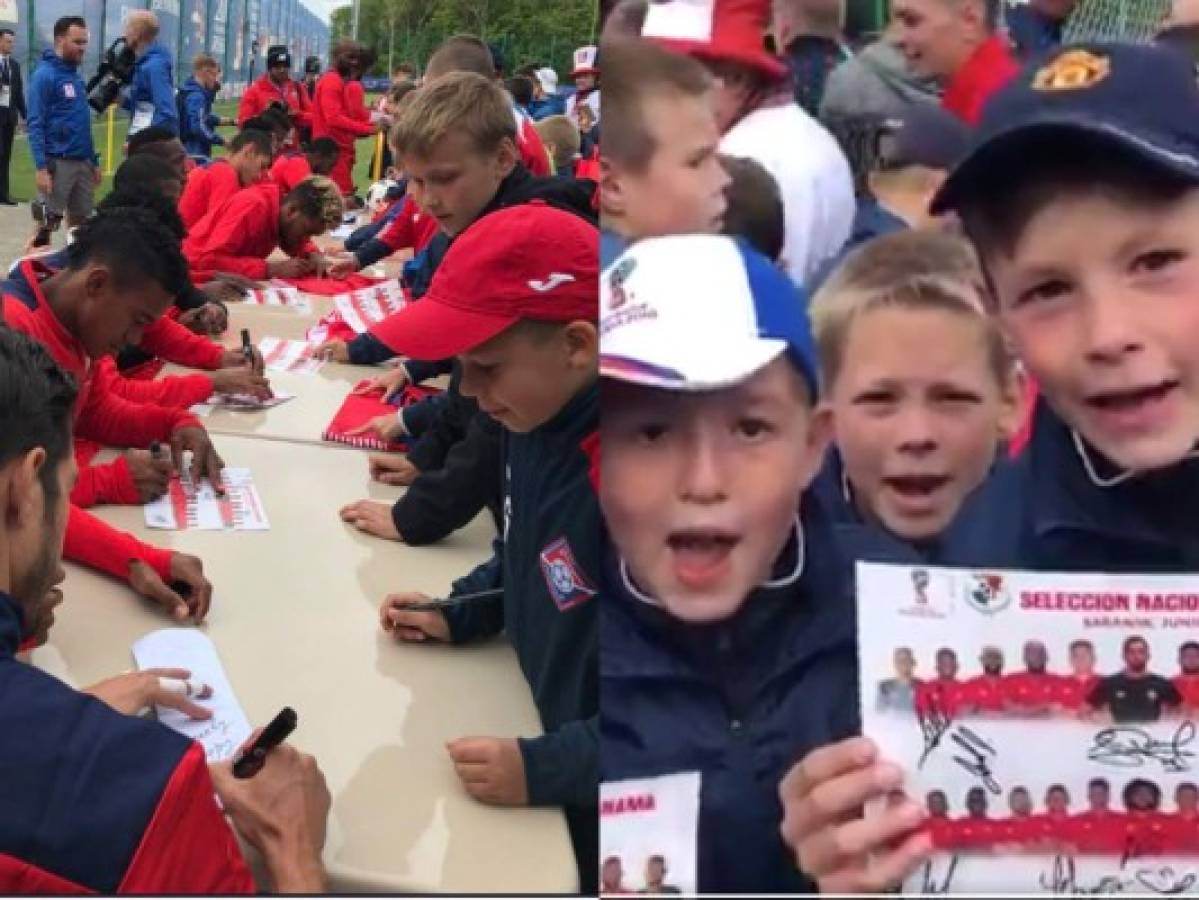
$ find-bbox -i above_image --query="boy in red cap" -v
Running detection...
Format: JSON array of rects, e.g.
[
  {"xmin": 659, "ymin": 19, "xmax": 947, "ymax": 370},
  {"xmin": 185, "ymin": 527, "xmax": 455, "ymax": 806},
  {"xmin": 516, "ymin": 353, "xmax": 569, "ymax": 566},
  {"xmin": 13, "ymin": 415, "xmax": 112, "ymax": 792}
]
[
  {"xmin": 642, "ymin": 0, "xmax": 854, "ymax": 287},
  {"xmin": 374, "ymin": 202, "xmax": 599, "ymax": 893}
]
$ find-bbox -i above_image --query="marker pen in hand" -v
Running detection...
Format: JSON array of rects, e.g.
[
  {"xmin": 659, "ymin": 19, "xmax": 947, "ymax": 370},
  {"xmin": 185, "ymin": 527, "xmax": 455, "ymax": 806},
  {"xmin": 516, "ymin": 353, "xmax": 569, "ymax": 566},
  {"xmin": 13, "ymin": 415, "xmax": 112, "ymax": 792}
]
[
  {"xmin": 241, "ymin": 328, "xmax": 254, "ymax": 369},
  {"xmin": 232, "ymin": 707, "xmax": 299, "ymax": 779}
]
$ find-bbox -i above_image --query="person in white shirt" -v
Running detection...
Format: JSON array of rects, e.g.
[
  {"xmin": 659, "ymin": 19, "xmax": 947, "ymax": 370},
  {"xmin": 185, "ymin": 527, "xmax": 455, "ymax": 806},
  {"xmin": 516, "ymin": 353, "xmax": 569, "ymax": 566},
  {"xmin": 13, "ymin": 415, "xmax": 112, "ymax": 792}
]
[{"xmin": 642, "ymin": 0, "xmax": 855, "ymax": 289}]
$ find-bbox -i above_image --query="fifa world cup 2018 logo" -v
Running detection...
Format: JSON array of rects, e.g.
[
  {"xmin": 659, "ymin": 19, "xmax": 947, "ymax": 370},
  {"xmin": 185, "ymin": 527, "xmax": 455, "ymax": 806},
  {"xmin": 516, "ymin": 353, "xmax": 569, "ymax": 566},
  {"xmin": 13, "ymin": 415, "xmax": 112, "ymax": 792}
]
[{"xmin": 911, "ymin": 569, "xmax": 930, "ymax": 606}]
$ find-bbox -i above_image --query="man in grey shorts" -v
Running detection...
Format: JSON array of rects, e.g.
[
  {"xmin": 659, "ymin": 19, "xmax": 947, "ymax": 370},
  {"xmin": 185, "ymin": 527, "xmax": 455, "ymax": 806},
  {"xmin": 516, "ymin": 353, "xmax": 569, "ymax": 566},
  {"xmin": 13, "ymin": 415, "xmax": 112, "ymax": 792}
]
[{"xmin": 27, "ymin": 16, "xmax": 101, "ymax": 229}]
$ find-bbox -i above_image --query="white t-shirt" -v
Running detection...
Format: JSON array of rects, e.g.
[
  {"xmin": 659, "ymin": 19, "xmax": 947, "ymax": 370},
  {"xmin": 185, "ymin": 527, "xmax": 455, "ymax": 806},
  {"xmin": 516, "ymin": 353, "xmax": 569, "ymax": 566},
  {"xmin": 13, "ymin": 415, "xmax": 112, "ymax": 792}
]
[
  {"xmin": 566, "ymin": 89, "xmax": 601, "ymax": 125},
  {"xmin": 719, "ymin": 102, "xmax": 855, "ymax": 290}
]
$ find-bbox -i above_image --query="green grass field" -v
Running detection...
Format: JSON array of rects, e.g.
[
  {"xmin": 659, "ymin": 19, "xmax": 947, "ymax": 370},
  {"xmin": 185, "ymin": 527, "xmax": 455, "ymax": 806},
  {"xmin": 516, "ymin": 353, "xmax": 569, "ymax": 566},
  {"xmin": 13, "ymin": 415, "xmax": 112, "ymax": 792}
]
[{"xmin": 8, "ymin": 98, "xmax": 382, "ymax": 202}]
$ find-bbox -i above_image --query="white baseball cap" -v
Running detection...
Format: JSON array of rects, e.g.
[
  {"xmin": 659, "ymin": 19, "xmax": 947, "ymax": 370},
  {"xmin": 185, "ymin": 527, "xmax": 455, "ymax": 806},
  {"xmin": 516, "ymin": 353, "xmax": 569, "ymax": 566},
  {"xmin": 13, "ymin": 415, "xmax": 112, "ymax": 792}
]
[
  {"xmin": 600, "ymin": 235, "xmax": 819, "ymax": 394},
  {"xmin": 535, "ymin": 66, "xmax": 559, "ymax": 96}
]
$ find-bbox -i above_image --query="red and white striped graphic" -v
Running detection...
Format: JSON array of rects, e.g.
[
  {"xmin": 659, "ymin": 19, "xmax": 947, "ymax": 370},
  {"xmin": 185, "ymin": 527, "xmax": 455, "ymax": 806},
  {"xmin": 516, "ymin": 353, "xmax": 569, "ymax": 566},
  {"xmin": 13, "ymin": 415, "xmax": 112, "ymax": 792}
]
[
  {"xmin": 331, "ymin": 281, "xmax": 408, "ymax": 334},
  {"xmin": 258, "ymin": 336, "xmax": 325, "ymax": 375}
]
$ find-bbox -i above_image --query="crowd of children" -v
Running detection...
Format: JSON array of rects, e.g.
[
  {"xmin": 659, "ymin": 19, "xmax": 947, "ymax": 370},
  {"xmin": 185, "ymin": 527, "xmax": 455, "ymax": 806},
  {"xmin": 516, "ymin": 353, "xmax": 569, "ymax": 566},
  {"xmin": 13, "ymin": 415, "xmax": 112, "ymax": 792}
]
[
  {"xmin": 0, "ymin": 20, "xmax": 601, "ymax": 895},
  {"xmin": 600, "ymin": 0, "xmax": 1199, "ymax": 894}
]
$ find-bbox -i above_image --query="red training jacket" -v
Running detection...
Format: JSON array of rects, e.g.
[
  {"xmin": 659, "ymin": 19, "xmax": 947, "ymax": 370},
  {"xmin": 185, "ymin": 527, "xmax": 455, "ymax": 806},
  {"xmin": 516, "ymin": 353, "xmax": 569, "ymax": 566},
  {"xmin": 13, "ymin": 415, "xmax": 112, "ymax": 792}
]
[
  {"xmin": 179, "ymin": 161, "xmax": 242, "ymax": 232},
  {"xmin": 238, "ymin": 72, "xmax": 312, "ymax": 151},
  {"xmin": 312, "ymin": 71, "xmax": 375, "ymax": 149},
  {"xmin": 270, "ymin": 152, "xmax": 313, "ymax": 194},
  {"xmin": 377, "ymin": 195, "xmax": 440, "ymax": 256},
  {"xmin": 942, "ymin": 35, "xmax": 1020, "ymax": 126},
  {"xmin": 183, "ymin": 182, "xmax": 316, "ymax": 281}
]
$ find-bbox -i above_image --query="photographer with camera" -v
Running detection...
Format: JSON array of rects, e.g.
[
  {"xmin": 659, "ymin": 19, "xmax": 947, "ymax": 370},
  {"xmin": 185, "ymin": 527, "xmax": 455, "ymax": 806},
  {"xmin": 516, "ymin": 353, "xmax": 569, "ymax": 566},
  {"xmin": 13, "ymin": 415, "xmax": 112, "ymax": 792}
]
[
  {"xmin": 123, "ymin": 11, "xmax": 177, "ymax": 136},
  {"xmin": 27, "ymin": 16, "xmax": 100, "ymax": 242}
]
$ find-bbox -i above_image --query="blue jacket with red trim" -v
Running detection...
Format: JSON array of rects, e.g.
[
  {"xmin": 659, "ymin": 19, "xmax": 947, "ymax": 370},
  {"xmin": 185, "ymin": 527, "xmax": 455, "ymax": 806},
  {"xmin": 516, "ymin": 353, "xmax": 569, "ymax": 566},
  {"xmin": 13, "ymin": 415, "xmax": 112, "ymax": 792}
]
[
  {"xmin": 0, "ymin": 592, "xmax": 255, "ymax": 893},
  {"xmin": 442, "ymin": 382, "xmax": 599, "ymax": 889}
]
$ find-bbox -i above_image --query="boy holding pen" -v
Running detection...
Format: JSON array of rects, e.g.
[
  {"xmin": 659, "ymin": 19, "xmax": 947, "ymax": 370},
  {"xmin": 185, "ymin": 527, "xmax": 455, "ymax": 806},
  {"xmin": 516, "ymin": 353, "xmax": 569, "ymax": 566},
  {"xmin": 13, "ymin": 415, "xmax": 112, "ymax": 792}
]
[
  {"xmin": 781, "ymin": 43, "xmax": 1199, "ymax": 891},
  {"xmin": 373, "ymin": 203, "xmax": 600, "ymax": 893}
]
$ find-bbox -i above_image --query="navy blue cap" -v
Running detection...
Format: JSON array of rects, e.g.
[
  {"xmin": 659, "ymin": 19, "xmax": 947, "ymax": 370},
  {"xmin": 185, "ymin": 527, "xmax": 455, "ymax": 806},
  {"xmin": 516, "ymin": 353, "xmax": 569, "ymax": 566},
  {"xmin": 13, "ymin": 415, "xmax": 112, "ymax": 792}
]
[
  {"xmin": 267, "ymin": 45, "xmax": 291, "ymax": 68},
  {"xmin": 932, "ymin": 43, "xmax": 1199, "ymax": 214}
]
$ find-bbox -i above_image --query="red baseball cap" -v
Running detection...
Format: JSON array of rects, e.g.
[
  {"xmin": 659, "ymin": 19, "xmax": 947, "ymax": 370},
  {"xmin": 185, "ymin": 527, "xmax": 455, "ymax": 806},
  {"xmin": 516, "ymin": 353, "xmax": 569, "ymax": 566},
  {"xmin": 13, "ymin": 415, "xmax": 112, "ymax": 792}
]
[
  {"xmin": 372, "ymin": 202, "xmax": 597, "ymax": 360},
  {"xmin": 642, "ymin": 0, "xmax": 787, "ymax": 82}
]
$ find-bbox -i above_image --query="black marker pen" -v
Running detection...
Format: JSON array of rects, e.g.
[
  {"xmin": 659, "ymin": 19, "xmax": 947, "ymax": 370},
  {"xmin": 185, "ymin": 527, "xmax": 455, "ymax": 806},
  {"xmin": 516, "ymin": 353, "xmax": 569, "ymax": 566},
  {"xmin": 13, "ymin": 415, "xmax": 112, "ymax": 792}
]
[{"xmin": 232, "ymin": 707, "xmax": 298, "ymax": 779}]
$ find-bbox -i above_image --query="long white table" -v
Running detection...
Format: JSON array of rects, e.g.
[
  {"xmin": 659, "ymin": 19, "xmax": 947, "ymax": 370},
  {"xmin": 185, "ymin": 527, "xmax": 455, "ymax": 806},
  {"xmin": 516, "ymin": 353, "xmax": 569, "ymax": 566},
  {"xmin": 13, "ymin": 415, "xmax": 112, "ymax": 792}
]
[{"xmin": 33, "ymin": 435, "xmax": 576, "ymax": 893}]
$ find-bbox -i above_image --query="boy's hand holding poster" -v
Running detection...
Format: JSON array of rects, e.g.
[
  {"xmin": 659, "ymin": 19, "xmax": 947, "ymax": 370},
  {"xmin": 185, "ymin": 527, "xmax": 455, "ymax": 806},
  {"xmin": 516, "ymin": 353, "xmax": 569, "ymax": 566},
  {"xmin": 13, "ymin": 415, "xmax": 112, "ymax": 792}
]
[{"xmin": 858, "ymin": 562, "xmax": 1199, "ymax": 894}]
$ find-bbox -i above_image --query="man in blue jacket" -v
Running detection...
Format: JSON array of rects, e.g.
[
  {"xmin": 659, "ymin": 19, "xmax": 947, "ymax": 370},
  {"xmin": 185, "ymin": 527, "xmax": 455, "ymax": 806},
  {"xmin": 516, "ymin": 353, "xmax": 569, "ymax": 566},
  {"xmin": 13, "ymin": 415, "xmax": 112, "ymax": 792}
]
[
  {"xmin": 177, "ymin": 54, "xmax": 225, "ymax": 161},
  {"xmin": 124, "ymin": 10, "xmax": 177, "ymax": 136},
  {"xmin": 373, "ymin": 204, "xmax": 599, "ymax": 893},
  {"xmin": 27, "ymin": 16, "xmax": 100, "ymax": 229}
]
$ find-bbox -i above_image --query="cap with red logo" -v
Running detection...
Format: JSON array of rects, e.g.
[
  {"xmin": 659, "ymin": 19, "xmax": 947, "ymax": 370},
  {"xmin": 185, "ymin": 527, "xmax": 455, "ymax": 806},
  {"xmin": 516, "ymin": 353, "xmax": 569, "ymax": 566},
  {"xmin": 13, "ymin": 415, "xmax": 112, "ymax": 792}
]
[
  {"xmin": 371, "ymin": 202, "xmax": 597, "ymax": 360},
  {"xmin": 641, "ymin": 0, "xmax": 787, "ymax": 81}
]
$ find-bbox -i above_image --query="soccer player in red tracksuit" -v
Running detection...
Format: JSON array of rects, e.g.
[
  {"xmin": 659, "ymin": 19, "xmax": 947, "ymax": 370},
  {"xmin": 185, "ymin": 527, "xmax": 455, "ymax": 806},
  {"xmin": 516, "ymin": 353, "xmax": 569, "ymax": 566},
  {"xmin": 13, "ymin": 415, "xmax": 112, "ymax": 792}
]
[
  {"xmin": 183, "ymin": 179, "xmax": 338, "ymax": 282},
  {"xmin": 1001, "ymin": 640, "xmax": 1061, "ymax": 714},
  {"xmin": 1124, "ymin": 779, "xmax": 1172, "ymax": 855},
  {"xmin": 269, "ymin": 138, "xmax": 340, "ymax": 195},
  {"xmin": 962, "ymin": 646, "xmax": 1006, "ymax": 714},
  {"xmin": 1056, "ymin": 639, "xmax": 1101, "ymax": 715},
  {"xmin": 995, "ymin": 786, "xmax": 1046, "ymax": 851},
  {"xmin": 312, "ymin": 44, "xmax": 377, "ymax": 195},
  {"xmin": 1, "ymin": 210, "xmax": 224, "ymax": 621},
  {"xmin": 177, "ymin": 130, "xmax": 273, "ymax": 231},
  {"xmin": 951, "ymin": 788, "xmax": 999, "ymax": 850},
  {"xmin": 1027, "ymin": 786, "xmax": 1073, "ymax": 852},
  {"xmin": 924, "ymin": 790, "xmax": 955, "ymax": 849},
  {"xmin": 1166, "ymin": 783, "xmax": 1199, "ymax": 854},
  {"xmin": 914, "ymin": 647, "xmax": 967, "ymax": 718},
  {"xmin": 237, "ymin": 45, "xmax": 312, "ymax": 153},
  {"xmin": 1068, "ymin": 778, "xmax": 1130, "ymax": 854},
  {"xmin": 1173, "ymin": 642, "xmax": 1199, "ymax": 714}
]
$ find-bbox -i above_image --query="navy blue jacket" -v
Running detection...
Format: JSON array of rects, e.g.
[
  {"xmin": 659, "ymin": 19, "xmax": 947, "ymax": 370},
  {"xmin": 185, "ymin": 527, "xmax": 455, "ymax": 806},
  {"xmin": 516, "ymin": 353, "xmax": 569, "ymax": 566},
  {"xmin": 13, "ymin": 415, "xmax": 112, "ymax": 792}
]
[
  {"xmin": 0, "ymin": 592, "xmax": 253, "ymax": 892},
  {"xmin": 26, "ymin": 50, "xmax": 96, "ymax": 169},
  {"xmin": 1005, "ymin": 3, "xmax": 1064, "ymax": 60},
  {"xmin": 125, "ymin": 44, "xmax": 178, "ymax": 134},
  {"xmin": 601, "ymin": 498, "xmax": 857, "ymax": 894},
  {"xmin": 177, "ymin": 76, "xmax": 224, "ymax": 158},
  {"xmin": 443, "ymin": 383, "xmax": 599, "ymax": 890},
  {"xmin": 962, "ymin": 401, "xmax": 1199, "ymax": 571}
]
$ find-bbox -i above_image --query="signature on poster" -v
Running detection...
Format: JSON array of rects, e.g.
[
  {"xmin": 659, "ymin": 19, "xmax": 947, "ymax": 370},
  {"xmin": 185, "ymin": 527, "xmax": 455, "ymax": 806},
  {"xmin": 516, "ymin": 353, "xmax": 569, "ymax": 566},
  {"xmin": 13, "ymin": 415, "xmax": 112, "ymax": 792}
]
[
  {"xmin": 1088, "ymin": 722, "xmax": 1197, "ymax": 774},
  {"xmin": 1040, "ymin": 854, "xmax": 1199, "ymax": 895}
]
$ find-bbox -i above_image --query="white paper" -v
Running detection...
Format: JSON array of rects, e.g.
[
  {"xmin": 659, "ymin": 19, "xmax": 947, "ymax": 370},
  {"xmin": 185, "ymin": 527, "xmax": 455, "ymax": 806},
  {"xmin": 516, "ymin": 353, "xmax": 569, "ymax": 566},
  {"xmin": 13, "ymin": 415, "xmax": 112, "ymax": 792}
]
[
  {"xmin": 143, "ymin": 467, "xmax": 270, "ymax": 531},
  {"xmin": 243, "ymin": 285, "xmax": 311, "ymax": 314},
  {"xmin": 258, "ymin": 336, "xmax": 324, "ymax": 375},
  {"xmin": 331, "ymin": 281, "xmax": 407, "ymax": 334},
  {"xmin": 600, "ymin": 772, "xmax": 699, "ymax": 895},
  {"xmin": 205, "ymin": 387, "xmax": 295, "ymax": 411},
  {"xmin": 857, "ymin": 562, "xmax": 1199, "ymax": 894},
  {"xmin": 330, "ymin": 222, "xmax": 356, "ymax": 240},
  {"xmin": 132, "ymin": 628, "xmax": 252, "ymax": 762}
]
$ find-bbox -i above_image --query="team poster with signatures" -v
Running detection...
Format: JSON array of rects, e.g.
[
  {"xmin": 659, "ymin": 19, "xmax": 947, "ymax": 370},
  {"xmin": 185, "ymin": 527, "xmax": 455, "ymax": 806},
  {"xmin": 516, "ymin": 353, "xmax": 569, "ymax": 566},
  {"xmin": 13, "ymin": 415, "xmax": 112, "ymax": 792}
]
[{"xmin": 858, "ymin": 562, "xmax": 1199, "ymax": 895}]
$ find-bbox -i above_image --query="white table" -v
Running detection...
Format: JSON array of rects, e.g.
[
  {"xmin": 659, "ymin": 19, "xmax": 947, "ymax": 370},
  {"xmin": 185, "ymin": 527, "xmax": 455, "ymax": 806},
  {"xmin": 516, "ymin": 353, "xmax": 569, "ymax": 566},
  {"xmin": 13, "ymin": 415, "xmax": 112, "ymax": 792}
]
[{"xmin": 33, "ymin": 435, "xmax": 575, "ymax": 893}]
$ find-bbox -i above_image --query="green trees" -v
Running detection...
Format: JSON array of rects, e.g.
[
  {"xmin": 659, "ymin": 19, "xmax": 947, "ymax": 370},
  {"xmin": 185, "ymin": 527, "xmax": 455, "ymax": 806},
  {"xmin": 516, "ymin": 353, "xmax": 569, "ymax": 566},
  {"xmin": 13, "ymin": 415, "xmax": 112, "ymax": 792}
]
[{"xmin": 330, "ymin": 0, "xmax": 597, "ymax": 77}]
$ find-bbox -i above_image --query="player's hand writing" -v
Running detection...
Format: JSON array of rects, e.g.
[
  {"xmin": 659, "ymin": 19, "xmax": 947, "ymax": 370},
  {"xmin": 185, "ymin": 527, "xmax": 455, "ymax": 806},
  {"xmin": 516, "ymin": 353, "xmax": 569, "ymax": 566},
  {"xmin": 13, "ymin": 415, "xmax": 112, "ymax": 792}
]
[
  {"xmin": 446, "ymin": 736, "xmax": 528, "ymax": 806},
  {"xmin": 267, "ymin": 257, "xmax": 314, "ymax": 279},
  {"xmin": 210, "ymin": 731, "xmax": 330, "ymax": 892},
  {"xmin": 778, "ymin": 737, "xmax": 931, "ymax": 893},
  {"xmin": 379, "ymin": 593, "xmax": 450, "ymax": 642},
  {"xmin": 219, "ymin": 346, "xmax": 265, "ymax": 375},
  {"xmin": 369, "ymin": 453, "xmax": 418, "ymax": 486},
  {"xmin": 125, "ymin": 448, "xmax": 172, "ymax": 502},
  {"xmin": 212, "ymin": 367, "xmax": 274, "ymax": 400},
  {"xmin": 84, "ymin": 668, "xmax": 213, "ymax": 720},
  {"xmin": 170, "ymin": 425, "xmax": 225, "ymax": 492},
  {"xmin": 340, "ymin": 500, "xmax": 402, "ymax": 541}
]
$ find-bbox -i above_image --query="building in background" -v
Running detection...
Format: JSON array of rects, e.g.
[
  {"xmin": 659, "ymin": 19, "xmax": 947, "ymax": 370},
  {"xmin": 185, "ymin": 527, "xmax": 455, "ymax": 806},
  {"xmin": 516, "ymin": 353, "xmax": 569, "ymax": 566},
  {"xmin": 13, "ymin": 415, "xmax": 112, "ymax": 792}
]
[{"xmin": 0, "ymin": 0, "xmax": 329, "ymax": 100}]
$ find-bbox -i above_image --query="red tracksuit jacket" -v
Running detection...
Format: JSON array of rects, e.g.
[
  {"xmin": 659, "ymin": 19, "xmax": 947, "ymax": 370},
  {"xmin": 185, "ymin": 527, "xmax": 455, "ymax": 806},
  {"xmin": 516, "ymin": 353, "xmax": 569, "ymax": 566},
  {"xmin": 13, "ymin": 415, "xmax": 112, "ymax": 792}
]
[
  {"xmin": 238, "ymin": 72, "xmax": 312, "ymax": 151},
  {"xmin": 270, "ymin": 152, "xmax": 313, "ymax": 194},
  {"xmin": 377, "ymin": 194, "xmax": 440, "ymax": 256},
  {"xmin": 183, "ymin": 181, "xmax": 316, "ymax": 281},
  {"xmin": 1, "ymin": 259, "xmax": 191, "ymax": 581},
  {"xmin": 179, "ymin": 160, "xmax": 243, "ymax": 232}
]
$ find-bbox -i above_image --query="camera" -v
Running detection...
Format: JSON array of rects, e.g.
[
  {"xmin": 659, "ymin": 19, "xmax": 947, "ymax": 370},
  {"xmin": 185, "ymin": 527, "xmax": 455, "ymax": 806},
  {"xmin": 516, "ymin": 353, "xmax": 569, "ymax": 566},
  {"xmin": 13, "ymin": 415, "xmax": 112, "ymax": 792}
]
[
  {"xmin": 86, "ymin": 38, "xmax": 137, "ymax": 114},
  {"xmin": 30, "ymin": 199, "xmax": 63, "ymax": 248}
]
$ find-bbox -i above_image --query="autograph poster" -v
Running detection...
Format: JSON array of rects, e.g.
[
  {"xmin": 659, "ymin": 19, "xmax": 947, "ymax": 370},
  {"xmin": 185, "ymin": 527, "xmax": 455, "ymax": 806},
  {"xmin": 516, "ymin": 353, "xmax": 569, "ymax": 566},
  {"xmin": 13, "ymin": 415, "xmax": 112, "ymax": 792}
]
[{"xmin": 858, "ymin": 562, "xmax": 1199, "ymax": 894}]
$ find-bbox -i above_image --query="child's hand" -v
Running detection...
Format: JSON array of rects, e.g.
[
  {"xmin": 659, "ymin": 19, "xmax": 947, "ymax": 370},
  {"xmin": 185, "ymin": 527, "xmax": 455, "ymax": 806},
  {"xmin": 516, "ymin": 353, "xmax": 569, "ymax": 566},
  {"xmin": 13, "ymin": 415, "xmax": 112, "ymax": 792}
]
[
  {"xmin": 315, "ymin": 340, "xmax": 349, "ymax": 363},
  {"xmin": 346, "ymin": 414, "xmax": 403, "ymax": 442},
  {"xmin": 353, "ymin": 367, "xmax": 409, "ymax": 402},
  {"xmin": 339, "ymin": 499, "xmax": 401, "ymax": 541},
  {"xmin": 777, "ymin": 737, "xmax": 931, "ymax": 893},
  {"xmin": 379, "ymin": 592, "xmax": 450, "ymax": 642},
  {"xmin": 446, "ymin": 736, "xmax": 528, "ymax": 806},
  {"xmin": 369, "ymin": 453, "xmax": 418, "ymax": 486}
]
